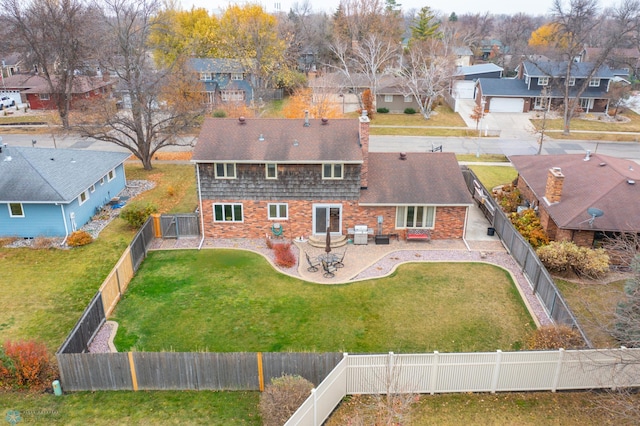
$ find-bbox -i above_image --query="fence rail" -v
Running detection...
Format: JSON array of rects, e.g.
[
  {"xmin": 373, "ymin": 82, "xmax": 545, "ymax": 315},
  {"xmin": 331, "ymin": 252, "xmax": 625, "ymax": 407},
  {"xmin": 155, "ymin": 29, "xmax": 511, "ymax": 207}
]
[{"xmin": 461, "ymin": 168, "xmax": 590, "ymax": 347}]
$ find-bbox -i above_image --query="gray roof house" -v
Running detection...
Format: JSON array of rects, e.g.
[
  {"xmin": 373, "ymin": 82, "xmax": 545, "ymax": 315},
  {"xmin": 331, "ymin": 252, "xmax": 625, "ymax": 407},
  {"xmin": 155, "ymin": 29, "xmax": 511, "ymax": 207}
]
[
  {"xmin": 452, "ymin": 63, "xmax": 504, "ymax": 99},
  {"xmin": 476, "ymin": 61, "xmax": 615, "ymax": 113},
  {"xmin": 189, "ymin": 58, "xmax": 255, "ymax": 107},
  {"xmin": 0, "ymin": 145, "xmax": 130, "ymax": 238}
]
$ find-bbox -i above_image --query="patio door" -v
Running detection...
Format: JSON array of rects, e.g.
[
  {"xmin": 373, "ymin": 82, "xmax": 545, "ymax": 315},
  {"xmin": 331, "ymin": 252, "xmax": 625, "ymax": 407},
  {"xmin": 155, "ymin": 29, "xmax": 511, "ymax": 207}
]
[{"xmin": 313, "ymin": 204, "xmax": 342, "ymax": 235}]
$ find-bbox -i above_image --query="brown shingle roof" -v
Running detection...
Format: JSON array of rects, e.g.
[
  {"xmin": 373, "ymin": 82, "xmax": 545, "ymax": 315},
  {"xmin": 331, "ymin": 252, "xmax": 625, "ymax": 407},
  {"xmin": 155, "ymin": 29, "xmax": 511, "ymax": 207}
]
[
  {"xmin": 193, "ymin": 118, "xmax": 363, "ymax": 163},
  {"xmin": 510, "ymin": 154, "xmax": 640, "ymax": 232},
  {"xmin": 2, "ymin": 74, "xmax": 112, "ymax": 94},
  {"xmin": 359, "ymin": 152, "xmax": 473, "ymax": 205}
]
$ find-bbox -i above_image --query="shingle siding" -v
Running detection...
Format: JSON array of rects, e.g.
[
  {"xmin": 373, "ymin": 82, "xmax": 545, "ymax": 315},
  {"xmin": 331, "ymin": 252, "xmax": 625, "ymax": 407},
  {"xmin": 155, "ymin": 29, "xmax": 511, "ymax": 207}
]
[{"xmin": 198, "ymin": 163, "xmax": 361, "ymax": 200}]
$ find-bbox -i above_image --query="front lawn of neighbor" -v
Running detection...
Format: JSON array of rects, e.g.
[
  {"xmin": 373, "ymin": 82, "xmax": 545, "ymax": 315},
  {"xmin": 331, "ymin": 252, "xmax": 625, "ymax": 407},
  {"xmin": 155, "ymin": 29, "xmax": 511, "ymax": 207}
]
[
  {"xmin": 467, "ymin": 164, "xmax": 518, "ymax": 190},
  {"xmin": 112, "ymin": 250, "xmax": 535, "ymax": 353}
]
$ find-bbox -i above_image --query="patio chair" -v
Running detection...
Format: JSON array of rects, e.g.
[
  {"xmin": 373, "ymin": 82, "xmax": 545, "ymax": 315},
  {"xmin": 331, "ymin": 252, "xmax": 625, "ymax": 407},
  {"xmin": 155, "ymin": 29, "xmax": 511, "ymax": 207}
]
[
  {"xmin": 321, "ymin": 260, "xmax": 337, "ymax": 278},
  {"xmin": 333, "ymin": 249, "xmax": 346, "ymax": 268},
  {"xmin": 305, "ymin": 252, "xmax": 320, "ymax": 272}
]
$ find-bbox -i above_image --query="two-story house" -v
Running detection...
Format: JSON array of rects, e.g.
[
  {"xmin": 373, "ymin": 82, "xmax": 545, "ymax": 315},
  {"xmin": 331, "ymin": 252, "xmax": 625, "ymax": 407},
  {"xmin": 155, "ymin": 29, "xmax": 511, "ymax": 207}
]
[
  {"xmin": 475, "ymin": 61, "xmax": 614, "ymax": 113},
  {"xmin": 189, "ymin": 58, "xmax": 254, "ymax": 108},
  {"xmin": 192, "ymin": 114, "xmax": 473, "ymax": 242}
]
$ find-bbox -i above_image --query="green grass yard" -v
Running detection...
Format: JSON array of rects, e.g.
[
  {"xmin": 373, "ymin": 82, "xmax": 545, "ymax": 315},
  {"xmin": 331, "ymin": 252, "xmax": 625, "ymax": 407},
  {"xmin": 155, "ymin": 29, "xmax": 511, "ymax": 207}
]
[{"xmin": 112, "ymin": 250, "xmax": 535, "ymax": 353}]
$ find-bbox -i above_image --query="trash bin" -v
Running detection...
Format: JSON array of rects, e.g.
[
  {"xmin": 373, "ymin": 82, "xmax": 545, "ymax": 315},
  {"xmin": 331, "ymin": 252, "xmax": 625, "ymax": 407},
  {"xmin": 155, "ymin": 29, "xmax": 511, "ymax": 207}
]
[{"xmin": 487, "ymin": 227, "xmax": 495, "ymax": 236}]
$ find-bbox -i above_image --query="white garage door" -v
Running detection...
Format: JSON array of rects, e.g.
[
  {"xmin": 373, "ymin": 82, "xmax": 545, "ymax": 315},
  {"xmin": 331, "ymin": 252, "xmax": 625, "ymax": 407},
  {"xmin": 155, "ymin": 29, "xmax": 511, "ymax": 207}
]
[
  {"xmin": 489, "ymin": 97, "xmax": 524, "ymax": 113},
  {"xmin": 453, "ymin": 81, "xmax": 475, "ymax": 99}
]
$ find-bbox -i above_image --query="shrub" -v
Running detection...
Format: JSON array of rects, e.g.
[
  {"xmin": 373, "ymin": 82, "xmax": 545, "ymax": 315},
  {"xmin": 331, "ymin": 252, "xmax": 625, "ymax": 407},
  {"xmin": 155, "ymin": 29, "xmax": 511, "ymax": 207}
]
[
  {"xmin": 495, "ymin": 183, "xmax": 521, "ymax": 213},
  {"xmin": 259, "ymin": 375, "xmax": 314, "ymax": 426},
  {"xmin": 403, "ymin": 108, "xmax": 416, "ymax": 114},
  {"xmin": 67, "ymin": 230, "xmax": 93, "ymax": 247},
  {"xmin": 166, "ymin": 185, "xmax": 176, "ymax": 197},
  {"xmin": 120, "ymin": 203, "xmax": 158, "ymax": 228},
  {"xmin": 537, "ymin": 241, "xmax": 609, "ymax": 278},
  {"xmin": 0, "ymin": 340, "xmax": 55, "ymax": 389},
  {"xmin": 509, "ymin": 209, "xmax": 549, "ymax": 248},
  {"xmin": 376, "ymin": 107, "xmax": 389, "ymax": 113},
  {"xmin": 212, "ymin": 110, "xmax": 227, "ymax": 118},
  {"xmin": 273, "ymin": 243, "xmax": 296, "ymax": 268},
  {"xmin": 526, "ymin": 325, "xmax": 585, "ymax": 350}
]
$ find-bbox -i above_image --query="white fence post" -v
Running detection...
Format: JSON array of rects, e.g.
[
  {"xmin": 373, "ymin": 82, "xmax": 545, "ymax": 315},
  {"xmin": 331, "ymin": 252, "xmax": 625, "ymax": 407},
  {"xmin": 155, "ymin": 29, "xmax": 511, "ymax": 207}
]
[
  {"xmin": 388, "ymin": 351, "xmax": 394, "ymax": 395},
  {"xmin": 491, "ymin": 350, "xmax": 502, "ymax": 393},
  {"xmin": 552, "ymin": 348, "xmax": 564, "ymax": 392},
  {"xmin": 311, "ymin": 388, "xmax": 317, "ymax": 426},
  {"xmin": 430, "ymin": 351, "xmax": 439, "ymax": 395}
]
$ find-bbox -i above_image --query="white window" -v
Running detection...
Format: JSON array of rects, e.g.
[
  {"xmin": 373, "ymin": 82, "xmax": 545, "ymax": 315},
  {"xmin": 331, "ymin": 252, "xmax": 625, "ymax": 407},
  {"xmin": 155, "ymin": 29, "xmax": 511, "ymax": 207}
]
[
  {"xmin": 265, "ymin": 163, "xmax": 277, "ymax": 179},
  {"xmin": 213, "ymin": 203, "xmax": 243, "ymax": 222},
  {"xmin": 221, "ymin": 90, "xmax": 245, "ymax": 101},
  {"xmin": 395, "ymin": 206, "xmax": 435, "ymax": 228},
  {"xmin": 322, "ymin": 163, "xmax": 343, "ymax": 179},
  {"xmin": 580, "ymin": 98, "xmax": 593, "ymax": 109},
  {"xmin": 79, "ymin": 190, "xmax": 89, "ymax": 205},
  {"xmin": 268, "ymin": 203, "xmax": 288, "ymax": 219},
  {"xmin": 538, "ymin": 77, "xmax": 549, "ymax": 86},
  {"xmin": 568, "ymin": 77, "xmax": 575, "ymax": 86},
  {"xmin": 89, "ymin": 184, "xmax": 95, "ymax": 193},
  {"xmin": 107, "ymin": 169, "xmax": 115, "ymax": 181},
  {"xmin": 525, "ymin": 76, "xmax": 530, "ymax": 84},
  {"xmin": 231, "ymin": 73, "xmax": 243, "ymax": 80},
  {"xmin": 589, "ymin": 78, "xmax": 600, "ymax": 87},
  {"xmin": 200, "ymin": 72, "xmax": 212, "ymax": 81},
  {"xmin": 215, "ymin": 163, "xmax": 236, "ymax": 179},
  {"xmin": 100, "ymin": 177, "xmax": 105, "ymax": 185},
  {"xmin": 40, "ymin": 93, "xmax": 50, "ymax": 100},
  {"xmin": 384, "ymin": 95, "xmax": 393, "ymax": 103},
  {"xmin": 404, "ymin": 95, "xmax": 413, "ymax": 103},
  {"xmin": 8, "ymin": 203, "xmax": 24, "ymax": 218}
]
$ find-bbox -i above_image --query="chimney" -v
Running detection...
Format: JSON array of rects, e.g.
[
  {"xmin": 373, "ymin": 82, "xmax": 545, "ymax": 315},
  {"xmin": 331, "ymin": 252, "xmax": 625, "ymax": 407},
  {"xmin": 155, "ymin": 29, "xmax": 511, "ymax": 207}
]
[
  {"xmin": 359, "ymin": 110, "xmax": 370, "ymax": 189},
  {"xmin": 545, "ymin": 167, "xmax": 564, "ymax": 204}
]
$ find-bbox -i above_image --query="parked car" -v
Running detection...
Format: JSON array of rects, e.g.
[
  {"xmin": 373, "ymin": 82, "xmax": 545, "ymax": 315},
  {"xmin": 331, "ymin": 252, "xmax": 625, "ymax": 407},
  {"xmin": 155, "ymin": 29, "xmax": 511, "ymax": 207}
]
[{"xmin": 0, "ymin": 96, "xmax": 16, "ymax": 110}]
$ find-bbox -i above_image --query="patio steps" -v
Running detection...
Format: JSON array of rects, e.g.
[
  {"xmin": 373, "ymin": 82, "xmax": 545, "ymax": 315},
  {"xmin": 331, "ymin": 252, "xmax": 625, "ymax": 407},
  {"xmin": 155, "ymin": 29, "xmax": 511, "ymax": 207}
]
[{"xmin": 307, "ymin": 234, "xmax": 348, "ymax": 248}]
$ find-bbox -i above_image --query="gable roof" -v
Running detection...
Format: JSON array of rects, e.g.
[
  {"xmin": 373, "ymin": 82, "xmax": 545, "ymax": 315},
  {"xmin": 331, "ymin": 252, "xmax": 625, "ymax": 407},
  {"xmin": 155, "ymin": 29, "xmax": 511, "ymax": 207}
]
[
  {"xmin": 521, "ymin": 61, "xmax": 614, "ymax": 79},
  {"xmin": 1, "ymin": 74, "xmax": 112, "ymax": 94},
  {"xmin": 189, "ymin": 58, "xmax": 247, "ymax": 74},
  {"xmin": 359, "ymin": 152, "xmax": 472, "ymax": 206},
  {"xmin": 193, "ymin": 118, "xmax": 363, "ymax": 163},
  {"xmin": 0, "ymin": 146, "xmax": 129, "ymax": 203},
  {"xmin": 454, "ymin": 47, "xmax": 473, "ymax": 56},
  {"xmin": 510, "ymin": 154, "xmax": 640, "ymax": 232},
  {"xmin": 456, "ymin": 63, "xmax": 503, "ymax": 77}
]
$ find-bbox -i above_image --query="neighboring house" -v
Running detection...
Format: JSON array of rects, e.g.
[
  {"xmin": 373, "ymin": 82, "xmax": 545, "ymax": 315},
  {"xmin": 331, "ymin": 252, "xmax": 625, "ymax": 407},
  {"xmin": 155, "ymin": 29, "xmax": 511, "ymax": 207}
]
[
  {"xmin": 0, "ymin": 74, "xmax": 113, "ymax": 110},
  {"xmin": 0, "ymin": 146, "xmax": 130, "ymax": 238},
  {"xmin": 1, "ymin": 53, "xmax": 23, "ymax": 78},
  {"xmin": 189, "ymin": 58, "xmax": 254, "ymax": 107},
  {"xmin": 454, "ymin": 47, "xmax": 474, "ymax": 67},
  {"xmin": 476, "ymin": 61, "xmax": 615, "ymax": 113},
  {"xmin": 377, "ymin": 76, "xmax": 421, "ymax": 113},
  {"xmin": 479, "ymin": 39, "xmax": 504, "ymax": 61},
  {"xmin": 192, "ymin": 114, "xmax": 473, "ymax": 241},
  {"xmin": 578, "ymin": 47, "xmax": 640, "ymax": 77},
  {"xmin": 451, "ymin": 63, "xmax": 504, "ymax": 99},
  {"xmin": 509, "ymin": 153, "xmax": 640, "ymax": 248}
]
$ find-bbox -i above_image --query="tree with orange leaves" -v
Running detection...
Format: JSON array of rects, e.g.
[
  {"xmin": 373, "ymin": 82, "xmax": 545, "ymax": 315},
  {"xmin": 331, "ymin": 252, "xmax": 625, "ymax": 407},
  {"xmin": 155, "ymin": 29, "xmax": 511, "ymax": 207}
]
[{"xmin": 282, "ymin": 88, "xmax": 341, "ymax": 119}]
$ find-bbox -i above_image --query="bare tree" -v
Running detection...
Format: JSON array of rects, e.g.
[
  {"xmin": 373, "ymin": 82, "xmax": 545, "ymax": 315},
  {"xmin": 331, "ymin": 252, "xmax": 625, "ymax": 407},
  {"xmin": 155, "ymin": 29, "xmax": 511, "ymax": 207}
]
[
  {"xmin": 1, "ymin": 0, "xmax": 102, "ymax": 129},
  {"xmin": 76, "ymin": 0, "xmax": 204, "ymax": 170},
  {"xmin": 550, "ymin": 0, "xmax": 640, "ymax": 135},
  {"xmin": 397, "ymin": 40, "xmax": 456, "ymax": 119}
]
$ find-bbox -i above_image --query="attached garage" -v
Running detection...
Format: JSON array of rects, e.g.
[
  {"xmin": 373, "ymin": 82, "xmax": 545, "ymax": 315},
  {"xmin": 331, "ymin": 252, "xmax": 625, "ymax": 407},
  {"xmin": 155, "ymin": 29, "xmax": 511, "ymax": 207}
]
[
  {"xmin": 488, "ymin": 97, "xmax": 524, "ymax": 113},
  {"xmin": 453, "ymin": 81, "xmax": 476, "ymax": 99}
]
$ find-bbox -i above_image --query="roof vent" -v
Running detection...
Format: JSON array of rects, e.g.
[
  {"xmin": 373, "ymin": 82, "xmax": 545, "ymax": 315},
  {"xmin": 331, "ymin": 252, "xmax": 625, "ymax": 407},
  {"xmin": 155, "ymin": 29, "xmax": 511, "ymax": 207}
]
[
  {"xmin": 238, "ymin": 116, "xmax": 246, "ymax": 124},
  {"xmin": 599, "ymin": 162, "xmax": 606, "ymax": 167},
  {"xmin": 293, "ymin": 140, "xmax": 299, "ymax": 147},
  {"xmin": 258, "ymin": 134, "xmax": 265, "ymax": 142},
  {"xmin": 304, "ymin": 110, "xmax": 310, "ymax": 127},
  {"xmin": 399, "ymin": 152, "xmax": 407, "ymax": 160},
  {"xmin": 321, "ymin": 117, "xmax": 328, "ymax": 124},
  {"xmin": 628, "ymin": 179, "xmax": 636, "ymax": 185},
  {"xmin": 583, "ymin": 150, "xmax": 591, "ymax": 161}
]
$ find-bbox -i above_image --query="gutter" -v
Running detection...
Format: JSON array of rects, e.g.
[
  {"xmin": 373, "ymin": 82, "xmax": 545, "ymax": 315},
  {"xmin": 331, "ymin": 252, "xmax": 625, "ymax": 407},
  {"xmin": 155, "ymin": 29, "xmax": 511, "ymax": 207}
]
[
  {"xmin": 60, "ymin": 204, "xmax": 69, "ymax": 245},
  {"xmin": 196, "ymin": 164, "xmax": 206, "ymax": 250},
  {"xmin": 462, "ymin": 205, "xmax": 471, "ymax": 251}
]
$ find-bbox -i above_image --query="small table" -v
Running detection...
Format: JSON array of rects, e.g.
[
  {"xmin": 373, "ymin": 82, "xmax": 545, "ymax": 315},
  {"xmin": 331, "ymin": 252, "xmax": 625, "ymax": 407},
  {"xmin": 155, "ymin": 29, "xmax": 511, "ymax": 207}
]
[{"xmin": 318, "ymin": 253, "xmax": 339, "ymax": 265}]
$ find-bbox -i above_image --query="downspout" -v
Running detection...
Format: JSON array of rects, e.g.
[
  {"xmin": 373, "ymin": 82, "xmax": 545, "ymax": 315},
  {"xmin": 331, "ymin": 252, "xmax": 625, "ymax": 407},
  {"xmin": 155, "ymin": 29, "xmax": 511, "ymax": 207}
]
[
  {"xmin": 462, "ymin": 205, "xmax": 471, "ymax": 251},
  {"xmin": 60, "ymin": 204, "xmax": 69, "ymax": 245},
  {"xmin": 196, "ymin": 164, "xmax": 206, "ymax": 250}
]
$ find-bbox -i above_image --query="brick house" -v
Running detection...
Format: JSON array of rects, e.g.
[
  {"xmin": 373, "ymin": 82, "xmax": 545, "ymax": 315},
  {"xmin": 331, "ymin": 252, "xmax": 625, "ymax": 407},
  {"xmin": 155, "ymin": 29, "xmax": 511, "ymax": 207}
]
[
  {"xmin": 510, "ymin": 153, "xmax": 640, "ymax": 247},
  {"xmin": 192, "ymin": 114, "xmax": 472, "ymax": 241}
]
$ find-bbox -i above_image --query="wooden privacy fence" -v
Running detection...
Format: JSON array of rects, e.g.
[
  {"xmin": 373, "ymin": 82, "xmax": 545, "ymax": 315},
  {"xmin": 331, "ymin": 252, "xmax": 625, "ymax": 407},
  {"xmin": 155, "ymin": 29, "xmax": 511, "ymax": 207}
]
[
  {"xmin": 56, "ymin": 352, "xmax": 343, "ymax": 391},
  {"xmin": 287, "ymin": 349, "xmax": 640, "ymax": 425},
  {"xmin": 57, "ymin": 218, "xmax": 154, "ymax": 355},
  {"xmin": 461, "ymin": 168, "xmax": 590, "ymax": 347},
  {"xmin": 159, "ymin": 213, "xmax": 200, "ymax": 239}
]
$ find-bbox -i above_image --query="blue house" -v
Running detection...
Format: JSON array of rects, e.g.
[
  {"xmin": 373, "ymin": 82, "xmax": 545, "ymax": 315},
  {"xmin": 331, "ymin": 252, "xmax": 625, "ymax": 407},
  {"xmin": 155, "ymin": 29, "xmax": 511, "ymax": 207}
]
[
  {"xmin": 0, "ymin": 145, "xmax": 130, "ymax": 238},
  {"xmin": 189, "ymin": 58, "xmax": 255, "ymax": 108}
]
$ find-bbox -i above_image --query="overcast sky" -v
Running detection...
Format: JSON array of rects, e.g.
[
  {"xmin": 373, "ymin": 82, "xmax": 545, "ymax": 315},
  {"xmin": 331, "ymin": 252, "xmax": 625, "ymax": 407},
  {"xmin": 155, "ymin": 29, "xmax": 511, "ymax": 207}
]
[{"xmin": 179, "ymin": 0, "xmax": 556, "ymax": 16}]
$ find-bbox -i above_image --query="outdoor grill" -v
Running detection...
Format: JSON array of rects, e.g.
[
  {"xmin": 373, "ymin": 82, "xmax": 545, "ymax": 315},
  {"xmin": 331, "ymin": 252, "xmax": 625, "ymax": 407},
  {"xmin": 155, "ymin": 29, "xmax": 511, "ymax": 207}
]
[{"xmin": 353, "ymin": 225, "xmax": 368, "ymax": 245}]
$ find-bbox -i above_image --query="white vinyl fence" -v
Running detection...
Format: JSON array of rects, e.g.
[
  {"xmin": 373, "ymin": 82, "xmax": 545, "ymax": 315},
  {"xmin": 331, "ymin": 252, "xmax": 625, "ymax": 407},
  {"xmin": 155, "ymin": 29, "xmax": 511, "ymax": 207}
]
[{"xmin": 286, "ymin": 348, "xmax": 640, "ymax": 425}]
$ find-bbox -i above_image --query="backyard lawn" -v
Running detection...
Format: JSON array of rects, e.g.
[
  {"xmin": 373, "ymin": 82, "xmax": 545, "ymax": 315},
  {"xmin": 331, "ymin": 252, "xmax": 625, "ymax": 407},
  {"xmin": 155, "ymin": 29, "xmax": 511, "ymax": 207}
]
[{"xmin": 112, "ymin": 250, "xmax": 535, "ymax": 353}]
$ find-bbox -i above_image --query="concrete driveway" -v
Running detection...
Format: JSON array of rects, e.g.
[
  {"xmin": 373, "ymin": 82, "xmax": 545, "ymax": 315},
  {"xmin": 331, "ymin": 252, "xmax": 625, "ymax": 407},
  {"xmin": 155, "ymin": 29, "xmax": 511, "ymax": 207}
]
[{"xmin": 456, "ymin": 99, "xmax": 537, "ymax": 140}]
